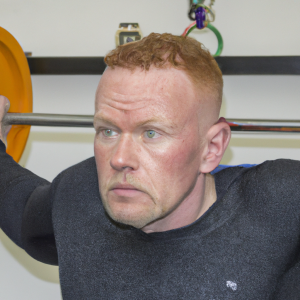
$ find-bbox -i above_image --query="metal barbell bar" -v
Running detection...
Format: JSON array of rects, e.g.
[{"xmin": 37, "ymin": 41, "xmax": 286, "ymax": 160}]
[
  {"xmin": 3, "ymin": 113, "xmax": 300, "ymax": 132},
  {"xmin": 5, "ymin": 113, "xmax": 94, "ymax": 127}
]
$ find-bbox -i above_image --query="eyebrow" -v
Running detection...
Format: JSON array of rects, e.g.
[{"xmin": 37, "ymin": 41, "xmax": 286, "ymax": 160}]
[{"xmin": 93, "ymin": 115, "xmax": 176, "ymax": 129}]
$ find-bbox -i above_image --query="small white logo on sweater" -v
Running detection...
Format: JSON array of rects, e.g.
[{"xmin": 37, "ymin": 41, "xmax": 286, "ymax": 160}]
[{"xmin": 226, "ymin": 281, "xmax": 237, "ymax": 291}]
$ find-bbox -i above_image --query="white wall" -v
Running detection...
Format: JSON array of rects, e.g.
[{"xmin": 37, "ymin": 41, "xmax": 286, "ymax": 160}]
[{"xmin": 1, "ymin": 0, "xmax": 300, "ymax": 298}]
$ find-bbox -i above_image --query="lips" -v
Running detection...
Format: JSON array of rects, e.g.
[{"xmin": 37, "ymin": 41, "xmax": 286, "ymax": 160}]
[
  {"xmin": 110, "ymin": 183, "xmax": 143, "ymax": 197},
  {"xmin": 111, "ymin": 183, "xmax": 139, "ymax": 190}
]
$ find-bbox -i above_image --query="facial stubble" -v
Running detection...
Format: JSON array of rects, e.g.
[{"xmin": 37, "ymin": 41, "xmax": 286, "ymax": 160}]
[{"xmin": 100, "ymin": 173, "xmax": 160, "ymax": 228}]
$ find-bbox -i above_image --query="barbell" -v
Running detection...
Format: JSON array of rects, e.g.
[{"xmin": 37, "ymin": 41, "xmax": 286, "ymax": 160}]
[
  {"xmin": 1, "ymin": 27, "xmax": 300, "ymax": 163},
  {"xmin": 4, "ymin": 112, "xmax": 300, "ymax": 131}
]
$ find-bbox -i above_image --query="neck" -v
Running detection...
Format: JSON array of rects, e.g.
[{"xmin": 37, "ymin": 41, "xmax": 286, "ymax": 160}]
[{"xmin": 142, "ymin": 173, "xmax": 217, "ymax": 233}]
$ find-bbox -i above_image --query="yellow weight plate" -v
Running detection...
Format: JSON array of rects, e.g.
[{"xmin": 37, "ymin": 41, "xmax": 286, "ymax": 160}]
[{"xmin": 0, "ymin": 27, "xmax": 32, "ymax": 162}]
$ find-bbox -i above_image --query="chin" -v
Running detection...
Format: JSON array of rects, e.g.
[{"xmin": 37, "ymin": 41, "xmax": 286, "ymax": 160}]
[{"xmin": 102, "ymin": 200, "xmax": 157, "ymax": 229}]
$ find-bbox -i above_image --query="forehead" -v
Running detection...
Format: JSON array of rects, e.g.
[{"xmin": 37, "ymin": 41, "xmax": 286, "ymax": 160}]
[{"xmin": 94, "ymin": 67, "xmax": 198, "ymax": 127}]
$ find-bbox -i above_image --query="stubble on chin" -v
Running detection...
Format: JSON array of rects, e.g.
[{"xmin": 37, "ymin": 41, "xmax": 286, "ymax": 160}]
[{"xmin": 99, "ymin": 173, "xmax": 159, "ymax": 228}]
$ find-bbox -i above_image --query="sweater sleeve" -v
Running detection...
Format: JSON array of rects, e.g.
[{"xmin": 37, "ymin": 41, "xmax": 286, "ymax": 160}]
[{"xmin": 0, "ymin": 140, "xmax": 58, "ymax": 265}]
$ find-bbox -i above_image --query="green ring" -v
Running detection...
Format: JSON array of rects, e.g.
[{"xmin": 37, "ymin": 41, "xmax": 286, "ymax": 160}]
[{"xmin": 185, "ymin": 23, "xmax": 223, "ymax": 57}]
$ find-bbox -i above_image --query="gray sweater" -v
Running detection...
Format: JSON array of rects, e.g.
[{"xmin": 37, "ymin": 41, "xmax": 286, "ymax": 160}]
[{"xmin": 0, "ymin": 141, "xmax": 300, "ymax": 299}]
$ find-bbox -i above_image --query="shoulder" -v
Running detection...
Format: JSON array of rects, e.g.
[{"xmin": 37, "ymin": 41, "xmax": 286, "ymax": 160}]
[
  {"xmin": 255, "ymin": 159, "xmax": 300, "ymax": 176},
  {"xmin": 51, "ymin": 157, "xmax": 98, "ymax": 192},
  {"xmin": 215, "ymin": 160, "xmax": 300, "ymax": 241},
  {"xmin": 215, "ymin": 159, "xmax": 300, "ymax": 190},
  {"xmin": 252, "ymin": 159, "xmax": 300, "ymax": 193},
  {"xmin": 55, "ymin": 156, "xmax": 97, "ymax": 179},
  {"xmin": 242, "ymin": 160, "xmax": 300, "ymax": 246},
  {"xmin": 215, "ymin": 159, "xmax": 300, "ymax": 212},
  {"xmin": 62, "ymin": 156, "xmax": 97, "ymax": 173}
]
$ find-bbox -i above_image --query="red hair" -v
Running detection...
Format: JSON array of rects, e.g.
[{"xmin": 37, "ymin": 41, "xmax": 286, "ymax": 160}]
[{"xmin": 105, "ymin": 33, "xmax": 223, "ymax": 109}]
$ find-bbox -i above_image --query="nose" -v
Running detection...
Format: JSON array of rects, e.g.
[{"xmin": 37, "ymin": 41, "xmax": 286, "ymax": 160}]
[{"xmin": 110, "ymin": 134, "xmax": 139, "ymax": 171}]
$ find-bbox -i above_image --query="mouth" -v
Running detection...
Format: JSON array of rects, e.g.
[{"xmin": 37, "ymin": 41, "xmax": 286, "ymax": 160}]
[{"xmin": 110, "ymin": 183, "xmax": 144, "ymax": 197}]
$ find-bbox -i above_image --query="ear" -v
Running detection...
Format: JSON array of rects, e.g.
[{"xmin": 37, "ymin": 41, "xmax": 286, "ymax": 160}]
[{"xmin": 199, "ymin": 118, "xmax": 231, "ymax": 173}]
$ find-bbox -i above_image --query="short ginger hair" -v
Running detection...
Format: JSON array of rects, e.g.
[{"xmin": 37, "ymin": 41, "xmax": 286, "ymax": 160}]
[{"xmin": 105, "ymin": 33, "xmax": 223, "ymax": 109}]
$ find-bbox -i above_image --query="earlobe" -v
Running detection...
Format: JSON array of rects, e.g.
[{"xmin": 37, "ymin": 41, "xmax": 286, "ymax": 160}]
[{"xmin": 199, "ymin": 121, "xmax": 231, "ymax": 173}]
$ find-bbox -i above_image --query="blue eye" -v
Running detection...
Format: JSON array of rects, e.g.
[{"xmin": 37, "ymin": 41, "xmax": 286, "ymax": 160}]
[
  {"xmin": 146, "ymin": 130, "xmax": 156, "ymax": 138},
  {"xmin": 103, "ymin": 129, "xmax": 117, "ymax": 137}
]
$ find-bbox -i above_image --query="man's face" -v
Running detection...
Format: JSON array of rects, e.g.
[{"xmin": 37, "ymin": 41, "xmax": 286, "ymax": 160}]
[{"xmin": 94, "ymin": 66, "xmax": 207, "ymax": 229}]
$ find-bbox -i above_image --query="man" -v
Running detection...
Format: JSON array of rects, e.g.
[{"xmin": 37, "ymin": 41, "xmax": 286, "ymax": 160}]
[{"xmin": 0, "ymin": 33, "xmax": 300, "ymax": 299}]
